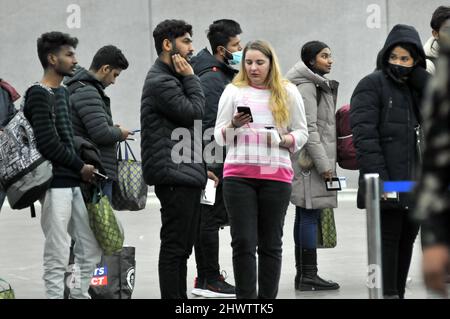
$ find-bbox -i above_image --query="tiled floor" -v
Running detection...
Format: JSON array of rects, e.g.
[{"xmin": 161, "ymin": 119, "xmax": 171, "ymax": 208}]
[{"xmin": 0, "ymin": 194, "xmax": 427, "ymax": 299}]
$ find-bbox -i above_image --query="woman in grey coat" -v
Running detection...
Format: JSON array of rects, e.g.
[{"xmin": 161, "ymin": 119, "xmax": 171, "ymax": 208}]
[{"xmin": 286, "ymin": 41, "xmax": 339, "ymax": 291}]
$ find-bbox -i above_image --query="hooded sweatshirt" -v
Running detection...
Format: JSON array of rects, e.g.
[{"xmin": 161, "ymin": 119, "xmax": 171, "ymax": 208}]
[
  {"xmin": 351, "ymin": 24, "xmax": 430, "ymax": 209},
  {"xmin": 423, "ymin": 36, "xmax": 440, "ymax": 74},
  {"xmin": 376, "ymin": 24, "xmax": 427, "ymax": 72}
]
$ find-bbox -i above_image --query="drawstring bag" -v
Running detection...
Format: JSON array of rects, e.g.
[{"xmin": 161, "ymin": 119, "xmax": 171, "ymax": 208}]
[
  {"xmin": 0, "ymin": 278, "xmax": 15, "ymax": 299},
  {"xmin": 87, "ymin": 187, "xmax": 124, "ymax": 255},
  {"xmin": 317, "ymin": 208, "xmax": 337, "ymax": 248},
  {"xmin": 112, "ymin": 141, "xmax": 147, "ymax": 211}
]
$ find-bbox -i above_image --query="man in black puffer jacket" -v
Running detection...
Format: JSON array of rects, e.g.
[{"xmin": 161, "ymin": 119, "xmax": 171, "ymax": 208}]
[
  {"xmin": 350, "ymin": 24, "xmax": 431, "ymax": 298},
  {"xmin": 65, "ymin": 45, "xmax": 131, "ymax": 200},
  {"xmin": 140, "ymin": 19, "xmax": 207, "ymax": 299}
]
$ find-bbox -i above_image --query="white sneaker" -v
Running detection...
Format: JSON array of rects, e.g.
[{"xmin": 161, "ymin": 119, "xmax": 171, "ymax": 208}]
[{"xmin": 191, "ymin": 277, "xmax": 206, "ymax": 297}]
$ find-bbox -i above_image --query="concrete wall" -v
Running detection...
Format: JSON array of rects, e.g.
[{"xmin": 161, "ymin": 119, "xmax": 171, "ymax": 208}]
[
  {"xmin": 0, "ymin": 0, "xmax": 151, "ymax": 134},
  {"xmin": 0, "ymin": 0, "xmax": 442, "ymax": 186}
]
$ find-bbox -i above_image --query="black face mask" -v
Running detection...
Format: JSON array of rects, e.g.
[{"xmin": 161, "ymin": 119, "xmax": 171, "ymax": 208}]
[{"xmin": 388, "ymin": 63, "xmax": 414, "ymax": 79}]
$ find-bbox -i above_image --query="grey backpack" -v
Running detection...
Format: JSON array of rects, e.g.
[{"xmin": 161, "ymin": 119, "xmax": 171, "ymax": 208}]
[{"xmin": 0, "ymin": 83, "xmax": 53, "ymax": 215}]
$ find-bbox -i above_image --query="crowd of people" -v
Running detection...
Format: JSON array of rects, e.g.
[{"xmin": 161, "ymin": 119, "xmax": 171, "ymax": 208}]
[{"xmin": 0, "ymin": 5, "xmax": 449, "ymax": 299}]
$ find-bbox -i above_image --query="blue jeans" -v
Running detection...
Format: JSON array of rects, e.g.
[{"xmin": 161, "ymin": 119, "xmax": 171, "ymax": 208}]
[
  {"xmin": 294, "ymin": 207, "xmax": 321, "ymax": 249},
  {"xmin": 101, "ymin": 181, "xmax": 113, "ymax": 203}
]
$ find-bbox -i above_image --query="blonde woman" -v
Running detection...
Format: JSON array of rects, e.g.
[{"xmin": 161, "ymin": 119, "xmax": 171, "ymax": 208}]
[{"xmin": 214, "ymin": 40, "xmax": 308, "ymax": 299}]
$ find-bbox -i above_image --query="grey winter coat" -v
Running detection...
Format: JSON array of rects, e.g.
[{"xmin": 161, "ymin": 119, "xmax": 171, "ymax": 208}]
[{"xmin": 286, "ymin": 61, "xmax": 339, "ymax": 209}]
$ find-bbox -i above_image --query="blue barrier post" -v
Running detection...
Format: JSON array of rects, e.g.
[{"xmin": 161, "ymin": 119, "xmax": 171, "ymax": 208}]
[{"xmin": 365, "ymin": 174, "xmax": 383, "ymax": 298}]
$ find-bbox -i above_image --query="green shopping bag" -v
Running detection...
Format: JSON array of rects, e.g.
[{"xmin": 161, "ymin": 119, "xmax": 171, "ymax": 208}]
[
  {"xmin": 87, "ymin": 187, "xmax": 124, "ymax": 255},
  {"xmin": 317, "ymin": 208, "xmax": 337, "ymax": 248},
  {"xmin": 0, "ymin": 278, "xmax": 15, "ymax": 299}
]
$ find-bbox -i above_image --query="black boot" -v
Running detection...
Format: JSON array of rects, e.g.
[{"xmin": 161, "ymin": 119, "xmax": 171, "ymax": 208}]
[
  {"xmin": 295, "ymin": 246, "xmax": 302, "ymax": 290},
  {"xmin": 300, "ymin": 248, "xmax": 340, "ymax": 291}
]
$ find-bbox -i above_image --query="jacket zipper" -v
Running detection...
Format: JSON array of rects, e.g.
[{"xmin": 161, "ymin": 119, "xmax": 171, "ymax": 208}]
[
  {"xmin": 386, "ymin": 97, "xmax": 393, "ymax": 122},
  {"xmin": 406, "ymin": 93, "xmax": 411, "ymax": 209}
]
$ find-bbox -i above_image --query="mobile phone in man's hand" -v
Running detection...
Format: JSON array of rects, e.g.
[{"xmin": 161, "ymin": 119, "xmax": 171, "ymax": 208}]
[{"xmin": 93, "ymin": 170, "xmax": 108, "ymax": 180}]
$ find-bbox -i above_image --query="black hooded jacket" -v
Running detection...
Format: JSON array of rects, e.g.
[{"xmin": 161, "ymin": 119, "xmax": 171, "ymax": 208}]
[
  {"xmin": 64, "ymin": 67, "xmax": 123, "ymax": 181},
  {"xmin": 191, "ymin": 48, "xmax": 237, "ymax": 132},
  {"xmin": 350, "ymin": 24, "xmax": 431, "ymax": 209},
  {"xmin": 191, "ymin": 48, "xmax": 238, "ymax": 170}
]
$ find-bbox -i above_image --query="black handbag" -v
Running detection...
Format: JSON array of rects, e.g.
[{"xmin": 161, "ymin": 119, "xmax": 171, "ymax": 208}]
[
  {"xmin": 112, "ymin": 141, "xmax": 147, "ymax": 211},
  {"xmin": 89, "ymin": 246, "xmax": 136, "ymax": 299},
  {"xmin": 64, "ymin": 246, "xmax": 136, "ymax": 299}
]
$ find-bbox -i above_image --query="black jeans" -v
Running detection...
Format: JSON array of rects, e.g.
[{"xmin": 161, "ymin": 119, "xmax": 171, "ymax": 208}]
[
  {"xmin": 223, "ymin": 177, "xmax": 291, "ymax": 299},
  {"xmin": 155, "ymin": 185, "xmax": 202, "ymax": 299},
  {"xmin": 194, "ymin": 166, "xmax": 228, "ymax": 281},
  {"xmin": 380, "ymin": 208, "xmax": 420, "ymax": 298}
]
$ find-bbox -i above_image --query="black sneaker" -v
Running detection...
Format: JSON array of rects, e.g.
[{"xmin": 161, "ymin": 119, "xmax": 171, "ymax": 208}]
[
  {"xmin": 202, "ymin": 273, "xmax": 236, "ymax": 298},
  {"xmin": 191, "ymin": 277, "xmax": 206, "ymax": 297}
]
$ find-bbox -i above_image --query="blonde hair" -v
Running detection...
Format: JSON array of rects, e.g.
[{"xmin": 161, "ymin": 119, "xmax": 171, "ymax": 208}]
[{"xmin": 232, "ymin": 40, "xmax": 290, "ymax": 127}]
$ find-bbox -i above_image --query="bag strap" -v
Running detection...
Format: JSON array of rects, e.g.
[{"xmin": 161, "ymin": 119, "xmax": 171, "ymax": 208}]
[
  {"xmin": 117, "ymin": 142, "xmax": 123, "ymax": 161},
  {"xmin": 117, "ymin": 141, "xmax": 137, "ymax": 161},
  {"xmin": 0, "ymin": 278, "xmax": 12, "ymax": 291},
  {"xmin": 91, "ymin": 185, "xmax": 105, "ymax": 204},
  {"xmin": 316, "ymin": 85, "xmax": 322, "ymax": 106},
  {"xmin": 125, "ymin": 141, "xmax": 137, "ymax": 161},
  {"xmin": 30, "ymin": 204, "xmax": 36, "ymax": 218},
  {"xmin": 21, "ymin": 82, "xmax": 57, "ymax": 125}
]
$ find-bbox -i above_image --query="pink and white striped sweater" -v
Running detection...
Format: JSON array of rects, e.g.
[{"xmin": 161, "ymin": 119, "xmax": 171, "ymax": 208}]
[{"xmin": 214, "ymin": 83, "xmax": 308, "ymax": 183}]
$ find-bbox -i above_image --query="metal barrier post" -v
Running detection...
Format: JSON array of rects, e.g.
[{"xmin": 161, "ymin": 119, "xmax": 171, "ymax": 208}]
[{"xmin": 365, "ymin": 173, "xmax": 383, "ymax": 299}]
